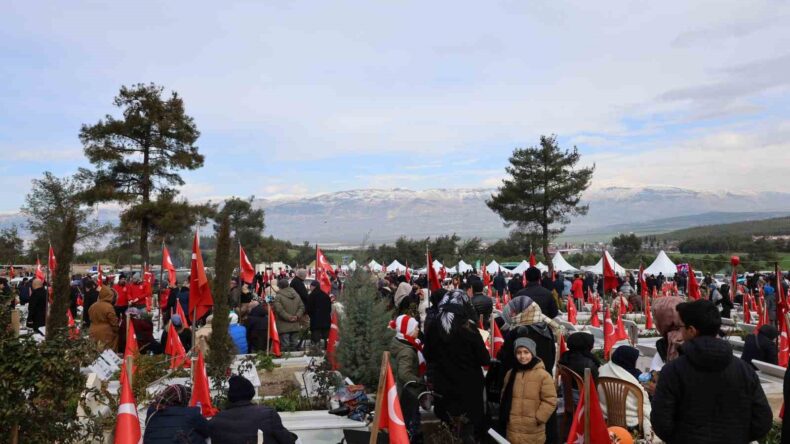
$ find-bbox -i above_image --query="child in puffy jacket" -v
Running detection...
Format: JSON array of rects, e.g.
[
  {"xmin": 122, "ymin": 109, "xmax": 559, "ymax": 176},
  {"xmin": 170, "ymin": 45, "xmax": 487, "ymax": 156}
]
[
  {"xmin": 499, "ymin": 337, "xmax": 557, "ymax": 444},
  {"xmin": 228, "ymin": 311, "xmax": 248, "ymax": 354}
]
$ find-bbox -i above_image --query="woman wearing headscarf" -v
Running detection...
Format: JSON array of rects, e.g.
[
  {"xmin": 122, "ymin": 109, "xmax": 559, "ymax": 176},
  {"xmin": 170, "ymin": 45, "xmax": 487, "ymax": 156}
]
[
  {"xmin": 424, "ymin": 289, "xmax": 490, "ymax": 444},
  {"xmin": 88, "ymin": 286, "xmax": 119, "ymax": 351},
  {"xmin": 390, "ymin": 314, "xmax": 427, "ymax": 443},
  {"xmin": 558, "ymin": 331, "xmax": 601, "ymax": 384},
  {"xmin": 651, "ymin": 296, "xmax": 684, "ymax": 371},
  {"xmin": 143, "ymin": 384, "xmax": 209, "ymax": 444},
  {"xmin": 741, "ymin": 324, "xmax": 779, "ymax": 369},
  {"xmin": 598, "ymin": 346, "xmax": 654, "ymax": 442}
]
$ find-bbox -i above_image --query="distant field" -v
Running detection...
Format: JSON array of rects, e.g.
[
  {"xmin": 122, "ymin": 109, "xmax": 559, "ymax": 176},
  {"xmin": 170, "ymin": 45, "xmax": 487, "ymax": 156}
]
[
  {"xmin": 677, "ymin": 253, "xmax": 790, "ymax": 270},
  {"xmin": 657, "ymin": 216, "xmax": 790, "ymax": 241}
]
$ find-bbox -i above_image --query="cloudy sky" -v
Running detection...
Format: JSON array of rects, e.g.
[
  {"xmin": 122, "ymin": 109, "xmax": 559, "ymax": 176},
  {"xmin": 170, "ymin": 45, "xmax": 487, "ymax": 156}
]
[{"xmin": 1, "ymin": 0, "xmax": 788, "ymax": 212}]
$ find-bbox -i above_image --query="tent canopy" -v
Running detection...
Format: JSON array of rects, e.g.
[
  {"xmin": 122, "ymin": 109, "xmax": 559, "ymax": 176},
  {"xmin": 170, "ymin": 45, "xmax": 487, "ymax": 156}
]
[
  {"xmin": 486, "ymin": 260, "xmax": 502, "ymax": 274},
  {"xmin": 535, "ymin": 262, "xmax": 549, "ymax": 273},
  {"xmin": 432, "ymin": 259, "xmax": 443, "ymax": 270},
  {"xmin": 644, "ymin": 250, "xmax": 677, "ymax": 277},
  {"xmin": 585, "ymin": 251, "xmax": 626, "ymax": 275},
  {"xmin": 552, "ymin": 251, "xmax": 579, "ymax": 273},
  {"xmin": 457, "ymin": 260, "xmax": 473, "ymax": 273},
  {"xmin": 511, "ymin": 260, "xmax": 530, "ymax": 275},
  {"xmin": 387, "ymin": 260, "xmax": 407, "ymax": 272},
  {"xmin": 368, "ymin": 260, "xmax": 382, "ymax": 272}
]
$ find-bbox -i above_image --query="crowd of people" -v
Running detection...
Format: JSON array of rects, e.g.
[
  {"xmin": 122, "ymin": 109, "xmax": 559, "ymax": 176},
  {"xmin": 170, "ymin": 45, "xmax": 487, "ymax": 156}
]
[{"xmin": 6, "ymin": 261, "xmax": 790, "ymax": 444}]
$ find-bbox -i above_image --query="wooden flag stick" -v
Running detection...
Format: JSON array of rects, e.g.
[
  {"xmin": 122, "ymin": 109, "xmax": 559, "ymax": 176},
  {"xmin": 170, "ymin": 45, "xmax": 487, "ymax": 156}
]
[
  {"xmin": 583, "ymin": 367, "xmax": 591, "ymax": 444},
  {"xmin": 369, "ymin": 351, "xmax": 390, "ymax": 444}
]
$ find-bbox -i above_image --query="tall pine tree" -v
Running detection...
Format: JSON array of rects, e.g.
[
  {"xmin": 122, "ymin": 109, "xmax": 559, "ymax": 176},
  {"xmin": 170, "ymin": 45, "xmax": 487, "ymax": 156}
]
[
  {"xmin": 78, "ymin": 83, "xmax": 204, "ymax": 264},
  {"xmin": 207, "ymin": 214, "xmax": 235, "ymax": 386},
  {"xmin": 487, "ymin": 135, "xmax": 594, "ymax": 271}
]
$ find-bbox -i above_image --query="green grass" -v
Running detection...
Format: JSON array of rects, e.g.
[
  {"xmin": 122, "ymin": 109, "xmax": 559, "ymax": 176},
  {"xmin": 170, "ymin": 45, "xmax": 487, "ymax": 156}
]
[{"xmin": 675, "ymin": 253, "xmax": 790, "ymax": 270}]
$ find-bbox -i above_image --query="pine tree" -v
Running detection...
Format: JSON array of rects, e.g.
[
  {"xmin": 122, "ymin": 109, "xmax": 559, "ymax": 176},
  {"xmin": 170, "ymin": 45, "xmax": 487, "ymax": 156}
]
[
  {"xmin": 487, "ymin": 135, "xmax": 594, "ymax": 271},
  {"xmin": 206, "ymin": 215, "xmax": 235, "ymax": 386},
  {"xmin": 336, "ymin": 270, "xmax": 393, "ymax": 388}
]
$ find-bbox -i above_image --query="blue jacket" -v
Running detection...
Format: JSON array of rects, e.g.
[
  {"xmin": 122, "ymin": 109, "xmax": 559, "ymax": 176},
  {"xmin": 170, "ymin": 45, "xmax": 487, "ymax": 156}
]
[
  {"xmin": 143, "ymin": 405, "xmax": 209, "ymax": 444},
  {"xmin": 229, "ymin": 324, "xmax": 248, "ymax": 354}
]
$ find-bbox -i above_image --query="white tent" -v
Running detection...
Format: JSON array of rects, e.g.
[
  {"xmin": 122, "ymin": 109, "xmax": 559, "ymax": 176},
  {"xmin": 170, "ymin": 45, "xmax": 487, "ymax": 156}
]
[
  {"xmin": 387, "ymin": 260, "xmax": 407, "ymax": 273},
  {"xmin": 348, "ymin": 260, "xmax": 357, "ymax": 270},
  {"xmin": 511, "ymin": 260, "xmax": 530, "ymax": 275},
  {"xmin": 457, "ymin": 260, "xmax": 473, "ymax": 273},
  {"xmin": 367, "ymin": 260, "xmax": 382, "ymax": 272},
  {"xmin": 432, "ymin": 259, "xmax": 443, "ymax": 271},
  {"xmin": 552, "ymin": 251, "xmax": 579, "ymax": 273},
  {"xmin": 445, "ymin": 267, "xmax": 457, "ymax": 274},
  {"xmin": 486, "ymin": 260, "xmax": 501, "ymax": 274},
  {"xmin": 644, "ymin": 250, "xmax": 677, "ymax": 277},
  {"xmin": 585, "ymin": 251, "xmax": 627, "ymax": 275},
  {"xmin": 535, "ymin": 262, "xmax": 549, "ymax": 273}
]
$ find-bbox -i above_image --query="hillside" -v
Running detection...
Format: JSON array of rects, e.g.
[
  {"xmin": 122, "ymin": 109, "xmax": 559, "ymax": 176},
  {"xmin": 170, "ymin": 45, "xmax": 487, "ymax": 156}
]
[{"xmin": 656, "ymin": 216, "xmax": 790, "ymax": 241}]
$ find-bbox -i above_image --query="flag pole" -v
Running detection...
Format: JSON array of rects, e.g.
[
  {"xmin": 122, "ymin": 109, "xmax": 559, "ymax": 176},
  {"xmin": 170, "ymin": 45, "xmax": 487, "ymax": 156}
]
[
  {"xmin": 369, "ymin": 351, "xmax": 390, "ymax": 444},
  {"xmin": 583, "ymin": 367, "xmax": 591, "ymax": 444},
  {"xmin": 158, "ymin": 240, "xmax": 165, "ymax": 331}
]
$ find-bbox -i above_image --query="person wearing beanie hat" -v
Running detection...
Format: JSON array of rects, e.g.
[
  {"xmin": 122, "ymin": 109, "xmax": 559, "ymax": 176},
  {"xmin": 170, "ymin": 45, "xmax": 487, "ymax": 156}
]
[
  {"xmin": 228, "ymin": 312, "xmax": 248, "ymax": 354},
  {"xmin": 498, "ymin": 336, "xmax": 557, "ymax": 443},
  {"xmin": 598, "ymin": 345, "xmax": 654, "ymax": 442},
  {"xmin": 208, "ymin": 376, "xmax": 297, "ymax": 444}
]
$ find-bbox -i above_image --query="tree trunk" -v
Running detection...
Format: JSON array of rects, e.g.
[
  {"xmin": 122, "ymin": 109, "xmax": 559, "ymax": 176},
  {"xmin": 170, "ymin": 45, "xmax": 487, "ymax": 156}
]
[
  {"xmin": 46, "ymin": 217, "xmax": 77, "ymax": 340},
  {"xmin": 140, "ymin": 216, "xmax": 150, "ymax": 265},
  {"xmin": 542, "ymin": 223, "xmax": 552, "ymax": 275},
  {"xmin": 140, "ymin": 146, "xmax": 151, "ymax": 264}
]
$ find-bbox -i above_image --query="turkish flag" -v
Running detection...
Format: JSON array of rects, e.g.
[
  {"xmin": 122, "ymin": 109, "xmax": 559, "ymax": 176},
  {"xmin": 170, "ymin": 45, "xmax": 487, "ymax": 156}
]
[
  {"xmin": 404, "ymin": 263, "xmax": 411, "ymax": 283},
  {"xmin": 8, "ymin": 263, "xmax": 14, "ymax": 279},
  {"xmin": 427, "ymin": 251, "xmax": 441, "ymax": 291},
  {"xmin": 558, "ymin": 334, "xmax": 569, "ymax": 359},
  {"xmin": 162, "ymin": 245, "xmax": 177, "ymax": 287},
  {"xmin": 48, "ymin": 244, "xmax": 57, "ymax": 273},
  {"xmin": 780, "ymin": 327, "xmax": 789, "ymax": 368},
  {"xmin": 638, "ymin": 264, "xmax": 647, "ymax": 297},
  {"xmin": 687, "ymin": 265, "xmax": 701, "ymax": 300},
  {"xmin": 268, "ymin": 304, "xmax": 281, "ymax": 357},
  {"xmin": 743, "ymin": 296, "xmax": 752, "ymax": 324},
  {"xmin": 239, "ymin": 244, "xmax": 256, "ymax": 284},
  {"xmin": 602, "ymin": 251, "xmax": 618, "ymax": 295},
  {"xmin": 615, "ymin": 309, "xmax": 629, "ymax": 341},
  {"xmin": 439, "ymin": 265, "xmax": 447, "ymax": 281},
  {"xmin": 604, "ymin": 308, "xmax": 616, "ymax": 360},
  {"xmin": 189, "ymin": 350, "xmax": 218, "ymax": 417},
  {"xmin": 35, "ymin": 258, "xmax": 45, "ymax": 281},
  {"xmin": 317, "ymin": 266, "xmax": 332, "ymax": 295},
  {"xmin": 565, "ymin": 376, "xmax": 610, "ymax": 444},
  {"xmin": 645, "ymin": 296, "xmax": 654, "ymax": 330},
  {"xmin": 124, "ymin": 319, "xmax": 138, "ymax": 359},
  {"xmin": 378, "ymin": 359, "xmax": 410, "ymax": 444},
  {"xmin": 316, "ymin": 246, "xmax": 335, "ymax": 277},
  {"xmin": 67, "ymin": 310, "xmax": 79, "ymax": 339},
  {"xmin": 327, "ymin": 311, "xmax": 340, "ymax": 369},
  {"xmin": 491, "ymin": 320, "xmax": 504, "ymax": 358},
  {"xmin": 97, "ymin": 263, "xmax": 103, "ymax": 290},
  {"xmin": 164, "ymin": 323, "xmax": 189, "ymax": 369},
  {"xmin": 115, "ymin": 362, "xmax": 142, "ymax": 444},
  {"xmin": 590, "ymin": 298, "xmax": 601, "ymax": 328},
  {"xmin": 529, "ymin": 252, "xmax": 537, "ymax": 267},
  {"xmin": 567, "ymin": 297, "xmax": 577, "ymax": 325},
  {"xmin": 189, "ymin": 232, "xmax": 213, "ymax": 322},
  {"xmin": 176, "ymin": 300, "xmax": 191, "ymax": 329}
]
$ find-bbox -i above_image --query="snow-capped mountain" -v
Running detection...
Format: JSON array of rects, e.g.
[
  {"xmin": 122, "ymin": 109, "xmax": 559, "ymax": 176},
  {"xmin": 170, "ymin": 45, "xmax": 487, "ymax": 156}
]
[{"xmin": 3, "ymin": 186, "xmax": 790, "ymax": 245}]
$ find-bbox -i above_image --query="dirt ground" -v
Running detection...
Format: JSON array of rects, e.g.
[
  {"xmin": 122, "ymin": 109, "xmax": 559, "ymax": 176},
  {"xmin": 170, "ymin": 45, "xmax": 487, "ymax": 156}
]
[{"xmin": 258, "ymin": 365, "xmax": 304, "ymax": 397}]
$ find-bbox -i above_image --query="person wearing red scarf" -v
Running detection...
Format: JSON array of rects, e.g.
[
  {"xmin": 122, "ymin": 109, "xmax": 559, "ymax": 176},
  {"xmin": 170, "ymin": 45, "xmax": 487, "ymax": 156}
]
[{"xmin": 389, "ymin": 314, "xmax": 426, "ymax": 443}]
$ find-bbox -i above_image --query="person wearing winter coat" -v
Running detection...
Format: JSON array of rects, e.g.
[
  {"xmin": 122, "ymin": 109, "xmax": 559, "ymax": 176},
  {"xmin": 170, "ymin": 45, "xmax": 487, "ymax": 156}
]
[
  {"xmin": 196, "ymin": 315, "xmax": 213, "ymax": 357},
  {"xmin": 499, "ymin": 337, "xmax": 557, "ymax": 444},
  {"xmin": 424, "ymin": 289, "xmax": 490, "ymax": 443},
  {"xmin": 82, "ymin": 280, "xmax": 99, "ymax": 328},
  {"xmin": 209, "ymin": 376, "xmax": 296, "ymax": 444},
  {"xmin": 558, "ymin": 331, "xmax": 601, "ymax": 384},
  {"xmin": 228, "ymin": 312, "xmax": 248, "ymax": 354},
  {"xmin": 26, "ymin": 278, "xmax": 48, "ymax": 334},
  {"xmin": 390, "ymin": 314, "xmax": 426, "ymax": 443},
  {"xmin": 469, "ymin": 280, "xmax": 493, "ymax": 329},
  {"xmin": 306, "ymin": 280, "xmax": 332, "ymax": 348},
  {"xmin": 493, "ymin": 272, "xmax": 507, "ymax": 296},
  {"xmin": 741, "ymin": 324, "xmax": 779, "ymax": 368},
  {"xmin": 508, "ymin": 274, "xmax": 524, "ymax": 297},
  {"xmin": 273, "ymin": 279, "xmax": 305, "ymax": 352},
  {"xmin": 143, "ymin": 384, "xmax": 209, "ymax": 444},
  {"xmin": 598, "ymin": 346, "xmax": 654, "ymax": 442},
  {"xmin": 651, "ymin": 300, "xmax": 772, "ymax": 444},
  {"xmin": 88, "ymin": 286, "xmax": 119, "ymax": 351},
  {"xmin": 246, "ymin": 302, "xmax": 269, "ymax": 353},
  {"xmin": 516, "ymin": 267, "xmax": 559, "ymax": 319},
  {"xmin": 650, "ymin": 296, "xmax": 684, "ymax": 371},
  {"xmin": 290, "ymin": 269, "xmax": 310, "ymax": 306}
]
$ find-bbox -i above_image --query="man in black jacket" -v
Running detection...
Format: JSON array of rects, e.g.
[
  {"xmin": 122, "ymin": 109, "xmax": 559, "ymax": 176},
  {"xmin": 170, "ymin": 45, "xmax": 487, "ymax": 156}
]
[
  {"xmin": 26, "ymin": 278, "xmax": 47, "ymax": 334},
  {"xmin": 209, "ymin": 376, "xmax": 296, "ymax": 444},
  {"xmin": 516, "ymin": 267, "xmax": 559, "ymax": 319},
  {"xmin": 492, "ymin": 271, "xmax": 507, "ymax": 297},
  {"xmin": 507, "ymin": 274, "xmax": 523, "ymax": 296},
  {"xmin": 468, "ymin": 280, "xmax": 493, "ymax": 329},
  {"xmin": 651, "ymin": 300, "xmax": 772, "ymax": 444},
  {"xmin": 290, "ymin": 269, "xmax": 309, "ymax": 306}
]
